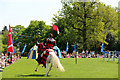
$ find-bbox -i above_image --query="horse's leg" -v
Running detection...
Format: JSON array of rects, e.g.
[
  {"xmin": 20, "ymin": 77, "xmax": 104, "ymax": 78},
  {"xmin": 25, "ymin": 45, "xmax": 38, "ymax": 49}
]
[
  {"xmin": 45, "ymin": 63, "xmax": 49, "ymax": 76},
  {"xmin": 47, "ymin": 64, "xmax": 52, "ymax": 75},
  {"xmin": 35, "ymin": 63, "xmax": 40, "ymax": 72}
]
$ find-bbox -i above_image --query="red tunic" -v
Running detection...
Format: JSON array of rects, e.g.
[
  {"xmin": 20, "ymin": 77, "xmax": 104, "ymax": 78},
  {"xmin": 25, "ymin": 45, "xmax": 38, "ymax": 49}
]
[{"xmin": 46, "ymin": 38, "xmax": 56, "ymax": 49}]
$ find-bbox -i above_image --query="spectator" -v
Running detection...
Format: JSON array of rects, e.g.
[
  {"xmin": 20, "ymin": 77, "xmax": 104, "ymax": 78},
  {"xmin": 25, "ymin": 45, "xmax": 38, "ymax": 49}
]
[
  {"xmin": 80, "ymin": 53, "xmax": 83, "ymax": 58},
  {"xmin": 63, "ymin": 50, "xmax": 67, "ymax": 58},
  {"xmin": 61, "ymin": 50, "xmax": 64, "ymax": 58},
  {"xmin": 70, "ymin": 53, "xmax": 72, "ymax": 58},
  {"xmin": 77, "ymin": 51, "xmax": 79, "ymax": 58},
  {"xmin": 3, "ymin": 57, "xmax": 6, "ymax": 68},
  {"xmin": 92, "ymin": 51, "xmax": 95, "ymax": 58},
  {"xmin": 86, "ymin": 50, "xmax": 89, "ymax": 58},
  {"xmin": 82, "ymin": 50, "xmax": 85, "ymax": 58},
  {"xmin": 66, "ymin": 53, "xmax": 70, "ymax": 58},
  {"xmin": 88, "ymin": 53, "xmax": 91, "ymax": 58},
  {"xmin": 8, "ymin": 52, "xmax": 10, "ymax": 58},
  {"xmin": 97, "ymin": 53, "xmax": 99, "ymax": 58}
]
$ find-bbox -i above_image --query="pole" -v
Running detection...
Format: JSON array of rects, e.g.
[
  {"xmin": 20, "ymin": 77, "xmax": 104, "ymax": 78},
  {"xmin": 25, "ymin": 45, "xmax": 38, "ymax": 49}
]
[
  {"xmin": 103, "ymin": 52, "xmax": 105, "ymax": 61},
  {"xmin": 73, "ymin": 43, "xmax": 78, "ymax": 64},
  {"xmin": 74, "ymin": 44, "xmax": 78, "ymax": 64},
  {"xmin": 75, "ymin": 52, "xmax": 77, "ymax": 64},
  {"xmin": 113, "ymin": 52, "xmax": 115, "ymax": 61},
  {"xmin": 118, "ymin": 54, "xmax": 120, "ymax": 63},
  {"xmin": 108, "ymin": 52, "xmax": 111, "ymax": 61}
]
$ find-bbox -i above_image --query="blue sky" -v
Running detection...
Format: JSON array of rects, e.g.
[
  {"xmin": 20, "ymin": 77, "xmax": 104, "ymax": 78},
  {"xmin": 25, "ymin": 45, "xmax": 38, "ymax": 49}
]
[{"xmin": 0, "ymin": 0, "xmax": 119, "ymax": 31}]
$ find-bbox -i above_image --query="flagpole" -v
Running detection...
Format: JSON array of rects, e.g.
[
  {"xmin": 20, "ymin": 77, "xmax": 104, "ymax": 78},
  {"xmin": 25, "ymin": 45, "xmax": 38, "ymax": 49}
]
[
  {"xmin": 75, "ymin": 52, "xmax": 77, "ymax": 64},
  {"xmin": 74, "ymin": 43, "xmax": 78, "ymax": 64}
]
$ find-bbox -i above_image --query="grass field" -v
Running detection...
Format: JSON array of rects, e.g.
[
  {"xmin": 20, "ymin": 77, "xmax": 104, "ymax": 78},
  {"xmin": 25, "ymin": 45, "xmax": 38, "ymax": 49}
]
[{"xmin": 2, "ymin": 57, "xmax": 118, "ymax": 78}]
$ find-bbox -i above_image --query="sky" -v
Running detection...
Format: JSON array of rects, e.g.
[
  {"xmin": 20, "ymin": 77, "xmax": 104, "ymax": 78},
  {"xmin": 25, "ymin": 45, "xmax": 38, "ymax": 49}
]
[{"xmin": 0, "ymin": 0, "xmax": 119, "ymax": 31}]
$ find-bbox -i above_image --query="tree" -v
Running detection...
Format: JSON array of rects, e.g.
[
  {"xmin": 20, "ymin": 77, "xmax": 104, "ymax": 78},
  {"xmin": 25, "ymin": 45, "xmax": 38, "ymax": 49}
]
[
  {"xmin": 2, "ymin": 26, "xmax": 8, "ymax": 34},
  {"xmin": 21, "ymin": 20, "xmax": 51, "ymax": 52},
  {"xmin": 2, "ymin": 26, "xmax": 8, "ymax": 53},
  {"xmin": 53, "ymin": 1, "xmax": 118, "ymax": 52},
  {"xmin": 11, "ymin": 25, "xmax": 26, "ymax": 52}
]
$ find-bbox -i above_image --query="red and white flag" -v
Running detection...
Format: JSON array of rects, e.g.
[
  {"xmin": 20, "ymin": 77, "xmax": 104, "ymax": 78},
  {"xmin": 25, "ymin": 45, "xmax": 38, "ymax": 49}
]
[
  {"xmin": 52, "ymin": 24, "xmax": 60, "ymax": 35},
  {"xmin": 7, "ymin": 24, "xmax": 13, "ymax": 53}
]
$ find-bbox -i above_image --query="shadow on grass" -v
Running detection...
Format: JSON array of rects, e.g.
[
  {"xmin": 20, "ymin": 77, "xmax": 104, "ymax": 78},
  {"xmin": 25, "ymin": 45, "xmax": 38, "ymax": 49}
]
[{"xmin": 18, "ymin": 74, "xmax": 51, "ymax": 77}]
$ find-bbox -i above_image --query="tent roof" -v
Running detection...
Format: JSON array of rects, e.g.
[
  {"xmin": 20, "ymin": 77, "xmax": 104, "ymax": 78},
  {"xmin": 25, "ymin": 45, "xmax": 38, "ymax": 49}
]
[{"xmin": 30, "ymin": 45, "xmax": 38, "ymax": 50}]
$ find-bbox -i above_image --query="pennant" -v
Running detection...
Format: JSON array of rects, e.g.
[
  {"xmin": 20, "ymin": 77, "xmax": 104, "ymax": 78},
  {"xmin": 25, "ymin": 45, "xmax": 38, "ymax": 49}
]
[
  {"xmin": 101, "ymin": 43, "xmax": 104, "ymax": 52},
  {"xmin": 52, "ymin": 24, "xmax": 60, "ymax": 35},
  {"xmin": 12, "ymin": 41, "xmax": 16, "ymax": 54},
  {"xmin": 66, "ymin": 42, "xmax": 68, "ymax": 52},
  {"xmin": 7, "ymin": 25, "xmax": 13, "ymax": 53},
  {"xmin": 74, "ymin": 44, "xmax": 78, "ymax": 52},
  {"xmin": 21, "ymin": 43, "xmax": 27, "ymax": 54},
  {"xmin": 12, "ymin": 32, "xmax": 16, "ymax": 54}
]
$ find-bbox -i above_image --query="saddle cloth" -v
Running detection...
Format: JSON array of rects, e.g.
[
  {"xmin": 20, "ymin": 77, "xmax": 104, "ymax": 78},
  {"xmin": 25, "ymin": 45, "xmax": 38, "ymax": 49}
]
[{"xmin": 37, "ymin": 49, "xmax": 52, "ymax": 68}]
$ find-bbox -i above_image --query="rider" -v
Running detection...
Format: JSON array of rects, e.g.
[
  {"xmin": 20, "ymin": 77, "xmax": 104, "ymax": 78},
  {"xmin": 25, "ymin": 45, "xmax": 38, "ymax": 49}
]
[
  {"xmin": 44, "ymin": 33, "xmax": 56, "ymax": 49},
  {"xmin": 36, "ymin": 33, "xmax": 56, "ymax": 64}
]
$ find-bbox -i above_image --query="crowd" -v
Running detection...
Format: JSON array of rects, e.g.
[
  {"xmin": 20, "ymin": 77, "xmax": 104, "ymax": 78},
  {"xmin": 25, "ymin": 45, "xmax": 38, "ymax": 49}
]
[
  {"xmin": 0, "ymin": 52, "xmax": 21, "ymax": 71},
  {"xmin": 61, "ymin": 50, "xmax": 119, "ymax": 59},
  {"xmin": 0, "ymin": 49, "xmax": 118, "ymax": 71}
]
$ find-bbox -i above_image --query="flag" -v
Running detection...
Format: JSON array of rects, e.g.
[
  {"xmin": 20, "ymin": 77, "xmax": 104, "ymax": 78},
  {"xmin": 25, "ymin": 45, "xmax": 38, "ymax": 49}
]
[
  {"xmin": 12, "ymin": 31, "xmax": 15, "ymax": 41},
  {"xmin": 27, "ymin": 45, "xmax": 38, "ymax": 59},
  {"xmin": 66, "ymin": 42, "xmax": 68, "ymax": 52},
  {"xmin": 12, "ymin": 42, "xmax": 16, "ymax": 54},
  {"xmin": 74, "ymin": 44, "xmax": 78, "ymax": 52},
  {"xmin": 12, "ymin": 31, "xmax": 16, "ymax": 54},
  {"xmin": 7, "ymin": 24, "xmax": 13, "ymax": 53},
  {"xmin": 21, "ymin": 43, "xmax": 27, "ymax": 54},
  {"xmin": 101, "ymin": 43, "xmax": 104, "ymax": 52},
  {"xmin": 52, "ymin": 24, "xmax": 60, "ymax": 35}
]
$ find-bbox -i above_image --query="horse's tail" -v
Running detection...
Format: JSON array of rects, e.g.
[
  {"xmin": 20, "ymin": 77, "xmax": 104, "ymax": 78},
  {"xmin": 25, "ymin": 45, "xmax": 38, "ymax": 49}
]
[{"xmin": 50, "ymin": 51, "xmax": 65, "ymax": 72}]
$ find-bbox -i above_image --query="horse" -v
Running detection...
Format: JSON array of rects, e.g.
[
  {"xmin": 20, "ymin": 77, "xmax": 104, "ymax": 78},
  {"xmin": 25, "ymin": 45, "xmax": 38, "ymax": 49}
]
[{"xmin": 35, "ymin": 49, "xmax": 65, "ymax": 76}]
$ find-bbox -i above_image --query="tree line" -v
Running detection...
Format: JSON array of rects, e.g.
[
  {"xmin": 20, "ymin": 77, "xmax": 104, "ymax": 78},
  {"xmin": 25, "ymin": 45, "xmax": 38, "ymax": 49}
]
[{"xmin": 2, "ymin": 1, "xmax": 119, "ymax": 54}]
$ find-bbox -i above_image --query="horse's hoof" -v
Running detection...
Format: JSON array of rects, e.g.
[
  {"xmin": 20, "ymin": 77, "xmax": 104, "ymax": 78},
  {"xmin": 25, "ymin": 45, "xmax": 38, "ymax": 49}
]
[
  {"xmin": 44, "ymin": 74, "xmax": 48, "ymax": 76},
  {"xmin": 35, "ymin": 70, "xmax": 37, "ymax": 72}
]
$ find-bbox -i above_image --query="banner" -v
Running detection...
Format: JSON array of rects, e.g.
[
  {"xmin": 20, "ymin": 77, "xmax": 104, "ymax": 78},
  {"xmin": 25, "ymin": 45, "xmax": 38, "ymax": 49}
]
[
  {"xmin": 21, "ymin": 43, "xmax": 27, "ymax": 54},
  {"xmin": 52, "ymin": 24, "xmax": 60, "ymax": 35},
  {"xmin": 7, "ymin": 25, "xmax": 13, "ymax": 53},
  {"xmin": 74, "ymin": 44, "xmax": 78, "ymax": 52},
  {"xmin": 101, "ymin": 43, "xmax": 104, "ymax": 52},
  {"xmin": 66, "ymin": 42, "xmax": 68, "ymax": 52},
  {"xmin": 12, "ymin": 31, "xmax": 16, "ymax": 54}
]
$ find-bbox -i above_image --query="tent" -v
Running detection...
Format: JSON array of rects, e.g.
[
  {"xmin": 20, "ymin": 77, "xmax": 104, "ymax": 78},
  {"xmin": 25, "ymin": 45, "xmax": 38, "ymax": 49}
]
[
  {"xmin": 53, "ymin": 46, "xmax": 62, "ymax": 58},
  {"xmin": 27, "ymin": 45, "xmax": 38, "ymax": 59}
]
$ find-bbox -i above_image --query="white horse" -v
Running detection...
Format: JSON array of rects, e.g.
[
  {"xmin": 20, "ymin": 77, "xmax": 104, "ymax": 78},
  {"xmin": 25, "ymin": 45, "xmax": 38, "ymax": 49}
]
[{"xmin": 35, "ymin": 49, "xmax": 65, "ymax": 76}]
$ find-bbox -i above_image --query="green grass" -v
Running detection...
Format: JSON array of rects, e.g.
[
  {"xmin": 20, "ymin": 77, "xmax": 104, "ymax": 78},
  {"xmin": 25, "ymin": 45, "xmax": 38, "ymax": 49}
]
[{"xmin": 2, "ymin": 57, "xmax": 118, "ymax": 78}]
